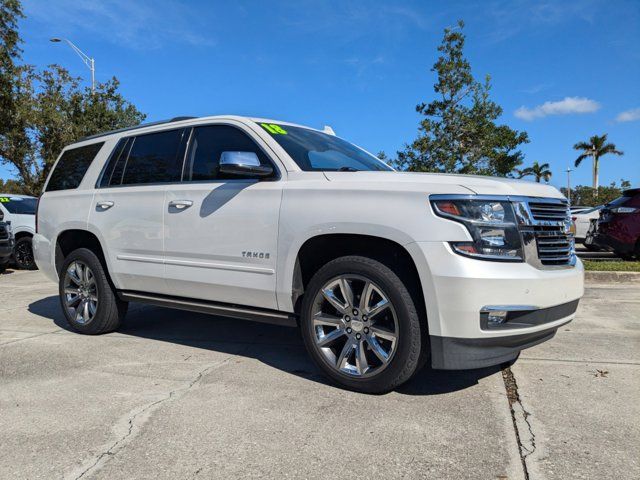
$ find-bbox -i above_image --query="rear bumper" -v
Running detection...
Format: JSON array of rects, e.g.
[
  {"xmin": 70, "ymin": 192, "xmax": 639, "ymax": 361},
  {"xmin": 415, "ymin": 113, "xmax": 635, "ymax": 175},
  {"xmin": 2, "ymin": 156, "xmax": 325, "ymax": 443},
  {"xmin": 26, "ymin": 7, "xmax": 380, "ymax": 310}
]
[{"xmin": 32, "ymin": 233, "xmax": 58, "ymax": 282}]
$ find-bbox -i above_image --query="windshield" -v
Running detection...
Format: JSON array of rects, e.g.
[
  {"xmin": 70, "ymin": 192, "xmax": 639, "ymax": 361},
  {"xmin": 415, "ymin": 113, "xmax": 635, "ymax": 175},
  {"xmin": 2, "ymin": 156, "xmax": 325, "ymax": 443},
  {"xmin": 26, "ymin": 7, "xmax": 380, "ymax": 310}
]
[
  {"xmin": 0, "ymin": 196, "xmax": 37, "ymax": 214},
  {"xmin": 258, "ymin": 122, "xmax": 393, "ymax": 172}
]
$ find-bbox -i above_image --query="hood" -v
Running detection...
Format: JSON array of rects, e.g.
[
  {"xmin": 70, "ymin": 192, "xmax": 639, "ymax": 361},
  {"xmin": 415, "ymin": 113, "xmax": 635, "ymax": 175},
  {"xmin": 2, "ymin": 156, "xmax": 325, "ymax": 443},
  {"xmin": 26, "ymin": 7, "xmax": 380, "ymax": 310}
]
[{"xmin": 323, "ymin": 171, "xmax": 565, "ymax": 199}]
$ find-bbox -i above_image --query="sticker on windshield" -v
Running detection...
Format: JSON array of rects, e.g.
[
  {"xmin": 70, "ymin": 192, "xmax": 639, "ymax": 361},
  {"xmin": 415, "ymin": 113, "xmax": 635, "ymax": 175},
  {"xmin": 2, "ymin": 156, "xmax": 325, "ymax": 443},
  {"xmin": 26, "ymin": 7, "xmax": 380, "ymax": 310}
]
[
  {"xmin": 261, "ymin": 123, "xmax": 288, "ymax": 135},
  {"xmin": 0, "ymin": 197, "xmax": 10, "ymax": 203}
]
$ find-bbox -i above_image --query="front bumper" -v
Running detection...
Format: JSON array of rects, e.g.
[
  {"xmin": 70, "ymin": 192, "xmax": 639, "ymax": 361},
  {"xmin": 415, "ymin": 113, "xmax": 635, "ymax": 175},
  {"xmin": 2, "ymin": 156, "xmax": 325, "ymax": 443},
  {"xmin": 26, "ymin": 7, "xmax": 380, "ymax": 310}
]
[
  {"xmin": 0, "ymin": 240, "xmax": 14, "ymax": 260},
  {"xmin": 405, "ymin": 241, "xmax": 584, "ymax": 369}
]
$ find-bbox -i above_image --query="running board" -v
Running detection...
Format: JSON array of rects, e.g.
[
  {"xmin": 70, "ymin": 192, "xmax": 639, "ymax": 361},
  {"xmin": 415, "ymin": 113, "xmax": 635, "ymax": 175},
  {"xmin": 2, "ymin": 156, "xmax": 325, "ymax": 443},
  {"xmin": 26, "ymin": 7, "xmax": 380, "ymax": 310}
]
[{"xmin": 118, "ymin": 291, "xmax": 298, "ymax": 328}]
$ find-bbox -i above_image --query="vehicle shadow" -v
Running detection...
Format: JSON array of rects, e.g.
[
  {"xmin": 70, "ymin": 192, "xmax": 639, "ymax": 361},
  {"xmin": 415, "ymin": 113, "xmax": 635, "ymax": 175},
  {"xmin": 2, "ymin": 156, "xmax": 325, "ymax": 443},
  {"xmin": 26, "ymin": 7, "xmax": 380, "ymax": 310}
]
[{"xmin": 29, "ymin": 296, "xmax": 500, "ymax": 396}]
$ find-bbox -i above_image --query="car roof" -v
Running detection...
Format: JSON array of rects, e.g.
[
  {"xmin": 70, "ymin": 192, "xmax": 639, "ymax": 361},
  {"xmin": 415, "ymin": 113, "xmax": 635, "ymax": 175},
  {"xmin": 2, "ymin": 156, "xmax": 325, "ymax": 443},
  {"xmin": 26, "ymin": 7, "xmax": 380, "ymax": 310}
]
[
  {"xmin": 623, "ymin": 188, "xmax": 640, "ymax": 196},
  {"xmin": 75, "ymin": 115, "xmax": 321, "ymax": 145}
]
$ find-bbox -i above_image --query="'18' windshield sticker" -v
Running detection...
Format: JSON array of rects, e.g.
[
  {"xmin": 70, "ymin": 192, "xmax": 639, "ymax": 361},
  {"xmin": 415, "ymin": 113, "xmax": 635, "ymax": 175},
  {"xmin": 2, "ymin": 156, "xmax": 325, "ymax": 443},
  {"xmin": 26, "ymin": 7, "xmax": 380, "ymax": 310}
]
[{"xmin": 261, "ymin": 123, "xmax": 287, "ymax": 135}]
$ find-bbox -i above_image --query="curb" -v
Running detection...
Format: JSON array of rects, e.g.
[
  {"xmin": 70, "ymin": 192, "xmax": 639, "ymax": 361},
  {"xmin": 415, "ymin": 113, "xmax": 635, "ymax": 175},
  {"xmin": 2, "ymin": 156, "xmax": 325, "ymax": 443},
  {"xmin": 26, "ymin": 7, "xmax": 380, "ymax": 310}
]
[{"xmin": 585, "ymin": 271, "xmax": 640, "ymax": 284}]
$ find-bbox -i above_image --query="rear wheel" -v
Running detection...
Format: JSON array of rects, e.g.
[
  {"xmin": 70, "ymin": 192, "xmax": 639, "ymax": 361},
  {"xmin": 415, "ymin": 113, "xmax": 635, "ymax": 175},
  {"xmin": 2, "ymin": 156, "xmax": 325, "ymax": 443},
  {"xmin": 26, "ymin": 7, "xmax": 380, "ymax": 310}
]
[
  {"xmin": 300, "ymin": 256, "xmax": 424, "ymax": 394},
  {"xmin": 14, "ymin": 236, "xmax": 37, "ymax": 270},
  {"xmin": 616, "ymin": 250, "xmax": 636, "ymax": 261},
  {"xmin": 59, "ymin": 248, "xmax": 127, "ymax": 334}
]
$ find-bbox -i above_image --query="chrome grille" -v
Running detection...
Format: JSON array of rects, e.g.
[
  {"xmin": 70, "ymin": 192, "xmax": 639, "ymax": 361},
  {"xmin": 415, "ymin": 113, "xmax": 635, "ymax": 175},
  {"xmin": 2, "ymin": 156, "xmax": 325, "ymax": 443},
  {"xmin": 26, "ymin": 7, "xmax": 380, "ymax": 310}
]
[
  {"xmin": 516, "ymin": 198, "xmax": 574, "ymax": 268},
  {"xmin": 533, "ymin": 227, "xmax": 573, "ymax": 265},
  {"xmin": 528, "ymin": 202, "xmax": 570, "ymax": 221}
]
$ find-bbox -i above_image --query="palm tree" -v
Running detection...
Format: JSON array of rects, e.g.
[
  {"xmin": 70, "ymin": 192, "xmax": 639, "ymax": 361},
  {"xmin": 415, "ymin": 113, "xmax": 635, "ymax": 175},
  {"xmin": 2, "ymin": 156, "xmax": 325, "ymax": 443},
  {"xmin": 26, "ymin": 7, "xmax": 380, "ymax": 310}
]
[
  {"xmin": 573, "ymin": 134, "xmax": 623, "ymax": 191},
  {"xmin": 518, "ymin": 161, "xmax": 552, "ymax": 183}
]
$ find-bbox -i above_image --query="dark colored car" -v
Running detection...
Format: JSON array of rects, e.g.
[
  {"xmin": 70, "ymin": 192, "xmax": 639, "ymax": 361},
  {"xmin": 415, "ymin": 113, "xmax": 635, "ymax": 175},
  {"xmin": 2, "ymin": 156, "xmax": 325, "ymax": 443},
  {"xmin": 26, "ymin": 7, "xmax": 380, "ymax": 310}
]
[
  {"xmin": 0, "ymin": 212, "xmax": 15, "ymax": 273},
  {"xmin": 586, "ymin": 188, "xmax": 640, "ymax": 260}
]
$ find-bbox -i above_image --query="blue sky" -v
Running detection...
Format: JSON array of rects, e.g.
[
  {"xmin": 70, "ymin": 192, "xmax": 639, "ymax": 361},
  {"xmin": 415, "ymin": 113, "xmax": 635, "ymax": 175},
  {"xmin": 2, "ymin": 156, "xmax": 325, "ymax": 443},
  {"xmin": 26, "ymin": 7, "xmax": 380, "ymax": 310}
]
[{"xmin": 5, "ymin": 0, "xmax": 639, "ymax": 190}]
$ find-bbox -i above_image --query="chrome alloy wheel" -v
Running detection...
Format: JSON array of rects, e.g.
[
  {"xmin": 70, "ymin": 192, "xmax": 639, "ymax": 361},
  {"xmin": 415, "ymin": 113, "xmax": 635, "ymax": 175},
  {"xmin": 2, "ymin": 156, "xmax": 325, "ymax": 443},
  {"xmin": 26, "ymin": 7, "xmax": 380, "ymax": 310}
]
[
  {"xmin": 311, "ymin": 275, "xmax": 399, "ymax": 377},
  {"xmin": 63, "ymin": 261, "xmax": 98, "ymax": 324}
]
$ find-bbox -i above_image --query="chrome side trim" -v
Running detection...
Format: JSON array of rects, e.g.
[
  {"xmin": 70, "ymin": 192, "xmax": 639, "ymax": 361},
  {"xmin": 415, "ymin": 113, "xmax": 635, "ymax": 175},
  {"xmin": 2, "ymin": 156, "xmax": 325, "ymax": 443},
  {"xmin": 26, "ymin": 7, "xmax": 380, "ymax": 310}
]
[
  {"xmin": 117, "ymin": 254, "xmax": 275, "ymax": 275},
  {"xmin": 164, "ymin": 258, "xmax": 275, "ymax": 275},
  {"xmin": 116, "ymin": 254, "xmax": 164, "ymax": 265}
]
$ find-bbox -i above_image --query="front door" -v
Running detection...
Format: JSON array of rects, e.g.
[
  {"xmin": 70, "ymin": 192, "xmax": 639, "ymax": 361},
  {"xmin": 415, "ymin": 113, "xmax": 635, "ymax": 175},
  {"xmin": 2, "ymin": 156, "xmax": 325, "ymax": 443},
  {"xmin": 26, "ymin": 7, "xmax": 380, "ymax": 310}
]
[{"xmin": 163, "ymin": 124, "xmax": 283, "ymax": 309}]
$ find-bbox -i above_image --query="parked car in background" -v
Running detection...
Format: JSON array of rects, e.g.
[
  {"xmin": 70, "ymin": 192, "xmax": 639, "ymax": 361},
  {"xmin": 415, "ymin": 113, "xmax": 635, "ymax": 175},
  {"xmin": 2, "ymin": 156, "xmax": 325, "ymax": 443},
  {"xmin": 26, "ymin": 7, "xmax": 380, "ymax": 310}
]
[
  {"xmin": 586, "ymin": 188, "xmax": 640, "ymax": 260},
  {"xmin": 570, "ymin": 205, "xmax": 591, "ymax": 215},
  {"xmin": 0, "ymin": 194, "xmax": 38, "ymax": 269},
  {"xmin": 0, "ymin": 210, "xmax": 15, "ymax": 274},
  {"xmin": 572, "ymin": 205, "xmax": 603, "ymax": 245},
  {"xmin": 33, "ymin": 115, "xmax": 584, "ymax": 393}
]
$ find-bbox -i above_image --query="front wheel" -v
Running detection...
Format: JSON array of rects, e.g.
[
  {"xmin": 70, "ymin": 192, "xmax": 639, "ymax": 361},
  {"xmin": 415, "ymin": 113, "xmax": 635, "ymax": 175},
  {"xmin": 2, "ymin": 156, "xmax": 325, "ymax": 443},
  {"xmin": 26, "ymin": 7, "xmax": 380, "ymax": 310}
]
[
  {"xmin": 300, "ymin": 256, "xmax": 425, "ymax": 394},
  {"xmin": 59, "ymin": 248, "xmax": 128, "ymax": 334},
  {"xmin": 14, "ymin": 236, "xmax": 37, "ymax": 270}
]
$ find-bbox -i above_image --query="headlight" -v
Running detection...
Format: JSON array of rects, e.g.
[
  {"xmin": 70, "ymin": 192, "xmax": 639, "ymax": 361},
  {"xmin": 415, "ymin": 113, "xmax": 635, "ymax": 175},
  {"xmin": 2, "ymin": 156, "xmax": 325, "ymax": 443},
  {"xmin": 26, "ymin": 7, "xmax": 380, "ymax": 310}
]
[{"xmin": 431, "ymin": 197, "xmax": 523, "ymax": 261}]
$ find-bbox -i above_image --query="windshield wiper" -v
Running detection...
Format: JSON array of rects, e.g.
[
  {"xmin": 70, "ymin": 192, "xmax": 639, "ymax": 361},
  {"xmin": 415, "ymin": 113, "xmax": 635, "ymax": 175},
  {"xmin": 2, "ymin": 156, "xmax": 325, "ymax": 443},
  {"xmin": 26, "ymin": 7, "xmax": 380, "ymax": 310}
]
[{"xmin": 337, "ymin": 166, "xmax": 360, "ymax": 172}]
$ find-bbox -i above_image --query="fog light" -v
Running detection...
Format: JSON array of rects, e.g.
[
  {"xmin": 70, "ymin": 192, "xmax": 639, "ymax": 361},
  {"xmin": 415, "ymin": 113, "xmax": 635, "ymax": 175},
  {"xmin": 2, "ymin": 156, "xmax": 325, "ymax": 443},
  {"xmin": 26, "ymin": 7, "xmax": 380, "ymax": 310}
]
[{"xmin": 487, "ymin": 310, "xmax": 508, "ymax": 325}]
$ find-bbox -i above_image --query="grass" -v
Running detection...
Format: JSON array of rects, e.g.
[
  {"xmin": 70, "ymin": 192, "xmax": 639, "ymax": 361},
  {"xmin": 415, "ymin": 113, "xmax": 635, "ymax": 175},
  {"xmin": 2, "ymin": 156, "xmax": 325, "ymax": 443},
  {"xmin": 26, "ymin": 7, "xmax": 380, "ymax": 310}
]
[{"xmin": 582, "ymin": 260, "xmax": 640, "ymax": 272}]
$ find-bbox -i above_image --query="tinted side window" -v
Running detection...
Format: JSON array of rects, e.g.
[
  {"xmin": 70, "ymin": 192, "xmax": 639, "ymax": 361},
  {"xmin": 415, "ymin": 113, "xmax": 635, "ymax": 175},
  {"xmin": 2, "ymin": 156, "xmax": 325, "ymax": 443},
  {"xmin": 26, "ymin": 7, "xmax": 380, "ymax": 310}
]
[
  {"xmin": 185, "ymin": 125, "xmax": 274, "ymax": 181},
  {"xmin": 121, "ymin": 129, "xmax": 186, "ymax": 185},
  {"xmin": 98, "ymin": 138, "xmax": 130, "ymax": 187},
  {"xmin": 46, "ymin": 142, "xmax": 104, "ymax": 192}
]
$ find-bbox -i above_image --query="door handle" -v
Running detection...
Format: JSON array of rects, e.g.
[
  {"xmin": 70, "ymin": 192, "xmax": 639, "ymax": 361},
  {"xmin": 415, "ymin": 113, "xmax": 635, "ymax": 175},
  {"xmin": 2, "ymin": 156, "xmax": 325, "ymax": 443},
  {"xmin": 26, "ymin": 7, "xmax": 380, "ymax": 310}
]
[
  {"xmin": 97, "ymin": 201, "xmax": 114, "ymax": 210},
  {"xmin": 169, "ymin": 200, "xmax": 193, "ymax": 210}
]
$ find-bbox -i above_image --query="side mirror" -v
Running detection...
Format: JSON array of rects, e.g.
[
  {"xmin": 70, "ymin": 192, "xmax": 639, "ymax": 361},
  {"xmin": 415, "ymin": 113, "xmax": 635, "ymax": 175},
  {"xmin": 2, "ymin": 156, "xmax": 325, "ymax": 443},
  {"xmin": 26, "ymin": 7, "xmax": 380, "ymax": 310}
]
[{"xmin": 219, "ymin": 151, "xmax": 273, "ymax": 177}]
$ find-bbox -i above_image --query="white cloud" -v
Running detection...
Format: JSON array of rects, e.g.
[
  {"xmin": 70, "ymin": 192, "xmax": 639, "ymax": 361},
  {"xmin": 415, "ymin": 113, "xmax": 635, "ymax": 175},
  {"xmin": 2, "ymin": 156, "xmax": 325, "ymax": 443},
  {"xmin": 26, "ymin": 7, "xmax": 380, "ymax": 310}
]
[
  {"xmin": 24, "ymin": 0, "xmax": 216, "ymax": 50},
  {"xmin": 615, "ymin": 108, "xmax": 640, "ymax": 123},
  {"xmin": 514, "ymin": 97, "xmax": 600, "ymax": 121}
]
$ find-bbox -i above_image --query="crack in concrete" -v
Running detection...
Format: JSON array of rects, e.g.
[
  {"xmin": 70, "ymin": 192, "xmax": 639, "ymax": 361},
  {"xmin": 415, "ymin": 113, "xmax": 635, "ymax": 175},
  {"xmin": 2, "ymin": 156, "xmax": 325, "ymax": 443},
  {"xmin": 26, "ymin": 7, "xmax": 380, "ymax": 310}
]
[
  {"xmin": 502, "ymin": 365, "xmax": 536, "ymax": 480},
  {"xmin": 0, "ymin": 329, "xmax": 63, "ymax": 346},
  {"xmin": 66, "ymin": 355, "xmax": 235, "ymax": 480}
]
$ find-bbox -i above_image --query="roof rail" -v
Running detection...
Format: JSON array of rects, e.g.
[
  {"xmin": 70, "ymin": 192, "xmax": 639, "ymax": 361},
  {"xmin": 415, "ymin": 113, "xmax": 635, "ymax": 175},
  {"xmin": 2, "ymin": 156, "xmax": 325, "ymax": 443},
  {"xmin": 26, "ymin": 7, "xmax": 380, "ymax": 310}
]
[{"xmin": 78, "ymin": 116, "xmax": 198, "ymax": 142}]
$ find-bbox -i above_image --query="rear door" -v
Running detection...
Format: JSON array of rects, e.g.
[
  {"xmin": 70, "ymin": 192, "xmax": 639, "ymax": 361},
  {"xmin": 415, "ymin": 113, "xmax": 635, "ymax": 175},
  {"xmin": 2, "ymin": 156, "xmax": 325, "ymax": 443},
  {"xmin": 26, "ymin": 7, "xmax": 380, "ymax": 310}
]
[
  {"xmin": 90, "ymin": 128, "xmax": 188, "ymax": 294},
  {"xmin": 163, "ymin": 122, "xmax": 283, "ymax": 309}
]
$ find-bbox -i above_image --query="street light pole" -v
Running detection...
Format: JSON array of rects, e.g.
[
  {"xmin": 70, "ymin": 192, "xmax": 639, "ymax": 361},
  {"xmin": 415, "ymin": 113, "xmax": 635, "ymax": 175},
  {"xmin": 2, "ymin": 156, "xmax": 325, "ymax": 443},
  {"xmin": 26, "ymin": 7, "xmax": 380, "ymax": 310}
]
[
  {"xmin": 49, "ymin": 38, "xmax": 95, "ymax": 94},
  {"xmin": 566, "ymin": 167, "xmax": 572, "ymax": 204}
]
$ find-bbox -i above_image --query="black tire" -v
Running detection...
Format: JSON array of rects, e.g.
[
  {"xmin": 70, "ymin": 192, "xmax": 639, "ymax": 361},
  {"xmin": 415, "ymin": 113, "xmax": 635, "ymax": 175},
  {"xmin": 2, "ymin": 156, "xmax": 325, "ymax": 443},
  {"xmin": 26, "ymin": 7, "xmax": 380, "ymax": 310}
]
[
  {"xmin": 59, "ymin": 248, "xmax": 127, "ymax": 334},
  {"xmin": 583, "ymin": 243, "xmax": 600, "ymax": 252},
  {"xmin": 300, "ymin": 255, "xmax": 425, "ymax": 394},
  {"xmin": 616, "ymin": 250, "xmax": 636, "ymax": 261},
  {"xmin": 14, "ymin": 236, "xmax": 37, "ymax": 270}
]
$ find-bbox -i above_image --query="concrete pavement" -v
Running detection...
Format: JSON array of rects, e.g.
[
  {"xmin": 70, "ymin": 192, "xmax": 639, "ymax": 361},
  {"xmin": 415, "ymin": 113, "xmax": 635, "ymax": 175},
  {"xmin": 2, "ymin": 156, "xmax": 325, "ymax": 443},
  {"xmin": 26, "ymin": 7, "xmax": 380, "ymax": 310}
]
[{"xmin": 0, "ymin": 270, "xmax": 638, "ymax": 479}]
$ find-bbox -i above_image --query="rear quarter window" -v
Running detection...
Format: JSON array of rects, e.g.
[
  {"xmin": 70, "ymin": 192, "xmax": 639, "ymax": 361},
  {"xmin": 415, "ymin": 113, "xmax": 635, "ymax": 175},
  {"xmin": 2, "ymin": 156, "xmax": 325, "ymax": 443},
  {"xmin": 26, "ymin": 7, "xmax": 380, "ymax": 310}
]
[{"xmin": 46, "ymin": 142, "xmax": 105, "ymax": 192}]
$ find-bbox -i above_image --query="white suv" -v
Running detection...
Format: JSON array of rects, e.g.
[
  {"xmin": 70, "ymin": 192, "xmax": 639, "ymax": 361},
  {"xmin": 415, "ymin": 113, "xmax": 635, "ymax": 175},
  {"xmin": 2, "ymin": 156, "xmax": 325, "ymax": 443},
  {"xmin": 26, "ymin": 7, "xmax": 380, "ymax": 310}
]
[{"xmin": 33, "ymin": 116, "xmax": 584, "ymax": 393}]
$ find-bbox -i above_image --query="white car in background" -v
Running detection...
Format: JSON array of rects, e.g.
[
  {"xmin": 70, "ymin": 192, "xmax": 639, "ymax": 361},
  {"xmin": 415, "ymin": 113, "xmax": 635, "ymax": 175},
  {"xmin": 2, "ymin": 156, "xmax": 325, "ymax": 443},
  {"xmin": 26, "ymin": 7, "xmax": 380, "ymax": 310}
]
[
  {"xmin": 0, "ymin": 194, "xmax": 38, "ymax": 269},
  {"xmin": 572, "ymin": 206, "xmax": 602, "ymax": 244}
]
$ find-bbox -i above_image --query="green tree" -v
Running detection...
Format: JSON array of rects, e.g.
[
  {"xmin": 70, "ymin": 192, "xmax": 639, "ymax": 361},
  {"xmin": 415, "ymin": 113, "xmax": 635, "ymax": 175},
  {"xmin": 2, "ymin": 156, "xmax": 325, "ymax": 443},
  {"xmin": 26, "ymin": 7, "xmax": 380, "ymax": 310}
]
[
  {"xmin": 0, "ymin": 0, "xmax": 24, "ymax": 156},
  {"xmin": 396, "ymin": 20, "xmax": 528, "ymax": 176},
  {"xmin": 518, "ymin": 161, "xmax": 552, "ymax": 183},
  {"xmin": 560, "ymin": 180, "xmax": 630, "ymax": 207},
  {"xmin": 0, "ymin": 0, "xmax": 146, "ymax": 196},
  {"xmin": 573, "ymin": 134, "xmax": 623, "ymax": 191},
  {"xmin": 0, "ymin": 177, "xmax": 25, "ymax": 193}
]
